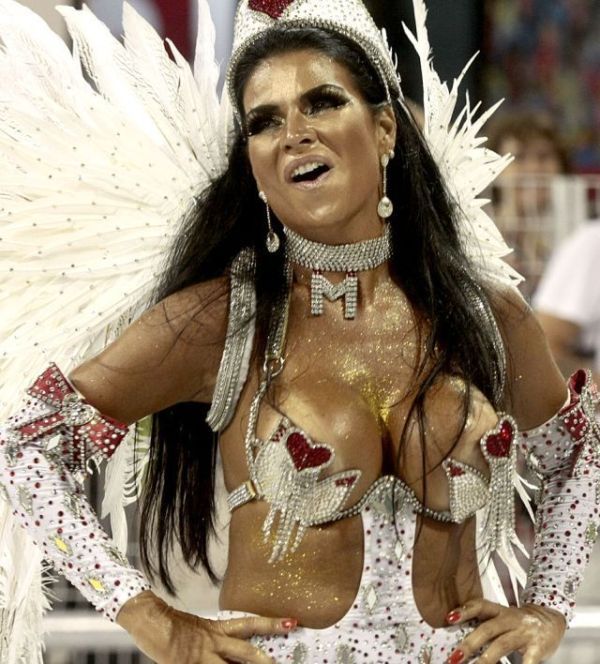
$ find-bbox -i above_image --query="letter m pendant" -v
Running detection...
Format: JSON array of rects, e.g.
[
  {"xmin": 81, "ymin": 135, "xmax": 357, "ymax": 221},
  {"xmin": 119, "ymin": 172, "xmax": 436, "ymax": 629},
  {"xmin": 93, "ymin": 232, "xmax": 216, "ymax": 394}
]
[{"xmin": 310, "ymin": 271, "xmax": 358, "ymax": 319}]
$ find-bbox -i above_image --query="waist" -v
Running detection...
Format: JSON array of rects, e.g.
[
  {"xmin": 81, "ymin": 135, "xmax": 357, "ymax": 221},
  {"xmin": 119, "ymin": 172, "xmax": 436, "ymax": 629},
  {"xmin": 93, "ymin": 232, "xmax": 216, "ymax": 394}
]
[{"xmin": 221, "ymin": 506, "xmax": 365, "ymax": 628}]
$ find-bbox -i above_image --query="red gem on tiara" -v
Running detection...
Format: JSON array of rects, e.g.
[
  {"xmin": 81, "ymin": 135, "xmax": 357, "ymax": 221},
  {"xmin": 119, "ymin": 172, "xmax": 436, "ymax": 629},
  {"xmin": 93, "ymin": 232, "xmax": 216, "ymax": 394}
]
[{"xmin": 248, "ymin": 0, "xmax": 295, "ymax": 19}]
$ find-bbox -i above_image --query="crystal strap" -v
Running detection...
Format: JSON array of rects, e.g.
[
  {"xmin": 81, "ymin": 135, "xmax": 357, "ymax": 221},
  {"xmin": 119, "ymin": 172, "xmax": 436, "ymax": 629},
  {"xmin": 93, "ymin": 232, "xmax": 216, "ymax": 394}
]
[
  {"xmin": 284, "ymin": 224, "xmax": 392, "ymax": 272},
  {"xmin": 227, "ymin": 479, "xmax": 258, "ymax": 511},
  {"xmin": 206, "ymin": 249, "xmax": 257, "ymax": 432}
]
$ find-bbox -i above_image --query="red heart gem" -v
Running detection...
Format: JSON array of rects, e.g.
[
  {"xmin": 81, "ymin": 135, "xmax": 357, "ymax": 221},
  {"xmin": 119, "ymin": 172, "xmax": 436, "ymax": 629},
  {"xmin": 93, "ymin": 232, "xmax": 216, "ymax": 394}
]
[
  {"xmin": 248, "ymin": 0, "xmax": 295, "ymax": 19},
  {"xmin": 485, "ymin": 419, "xmax": 513, "ymax": 458},
  {"xmin": 448, "ymin": 462, "xmax": 465, "ymax": 477},
  {"xmin": 286, "ymin": 432, "xmax": 332, "ymax": 471},
  {"xmin": 335, "ymin": 477, "xmax": 357, "ymax": 487}
]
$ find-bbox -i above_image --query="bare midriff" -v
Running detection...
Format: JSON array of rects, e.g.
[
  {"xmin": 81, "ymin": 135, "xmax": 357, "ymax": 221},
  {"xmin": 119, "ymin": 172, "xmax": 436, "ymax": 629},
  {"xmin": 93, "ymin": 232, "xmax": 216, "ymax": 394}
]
[{"xmin": 218, "ymin": 274, "xmax": 495, "ymax": 629}]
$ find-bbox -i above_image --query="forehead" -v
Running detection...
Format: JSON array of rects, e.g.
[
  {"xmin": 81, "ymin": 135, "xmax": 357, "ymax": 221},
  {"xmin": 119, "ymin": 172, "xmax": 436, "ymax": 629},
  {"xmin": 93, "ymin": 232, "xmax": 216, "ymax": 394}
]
[
  {"xmin": 501, "ymin": 134, "xmax": 557, "ymax": 154},
  {"xmin": 242, "ymin": 49, "xmax": 360, "ymax": 111}
]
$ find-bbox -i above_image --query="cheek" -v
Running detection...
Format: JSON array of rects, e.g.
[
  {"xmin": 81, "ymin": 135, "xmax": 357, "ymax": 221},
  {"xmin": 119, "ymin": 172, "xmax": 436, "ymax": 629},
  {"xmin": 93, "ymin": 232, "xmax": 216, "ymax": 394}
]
[
  {"xmin": 341, "ymin": 124, "xmax": 381, "ymax": 188},
  {"xmin": 247, "ymin": 140, "xmax": 278, "ymax": 186}
]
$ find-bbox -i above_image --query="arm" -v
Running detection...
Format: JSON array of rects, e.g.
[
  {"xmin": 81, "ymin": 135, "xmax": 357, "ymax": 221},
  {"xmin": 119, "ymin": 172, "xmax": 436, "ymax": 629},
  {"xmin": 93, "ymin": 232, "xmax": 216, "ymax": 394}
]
[
  {"xmin": 0, "ymin": 280, "xmax": 292, "ymax": 662},
  {"xmin": 492, "ymin": 287, "xmax": 600, "ymax": 622},
  {"xmin": 447, "ymin": 287, "xmax": 599, "ymax": 663},
  {"xmin": 536, "ymin": 311, "xmax": 600, "ymax": 385},
  {"xmin": 518, "ymin": 368, "xmax": 599, "ymax": 620}
]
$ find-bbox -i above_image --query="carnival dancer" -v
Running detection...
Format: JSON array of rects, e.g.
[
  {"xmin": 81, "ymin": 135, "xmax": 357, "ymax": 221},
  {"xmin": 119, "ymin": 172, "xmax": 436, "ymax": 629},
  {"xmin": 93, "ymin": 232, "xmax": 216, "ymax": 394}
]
[{"xmin": 0, "ymin": 0, "xmax": 598, "ymax": 662}]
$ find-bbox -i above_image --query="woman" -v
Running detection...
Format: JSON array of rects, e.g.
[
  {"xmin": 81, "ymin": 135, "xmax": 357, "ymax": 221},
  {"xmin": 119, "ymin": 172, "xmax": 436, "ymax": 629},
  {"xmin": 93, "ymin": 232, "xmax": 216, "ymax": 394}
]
[
  {"xmin": 487, "ymin": 112, "xmax": 572, "ymax": 299},
  {"xmin": 0, "ymin": 1, "xmax": 598, "ymax": 663}
]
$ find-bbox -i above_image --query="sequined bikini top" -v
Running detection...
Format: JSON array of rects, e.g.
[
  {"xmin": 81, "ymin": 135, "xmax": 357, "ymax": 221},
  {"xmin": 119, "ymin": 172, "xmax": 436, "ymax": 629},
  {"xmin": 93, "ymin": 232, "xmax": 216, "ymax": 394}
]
[{"xmin": 227, "ymin": 370, "xmax": 518, "ymax": 562}]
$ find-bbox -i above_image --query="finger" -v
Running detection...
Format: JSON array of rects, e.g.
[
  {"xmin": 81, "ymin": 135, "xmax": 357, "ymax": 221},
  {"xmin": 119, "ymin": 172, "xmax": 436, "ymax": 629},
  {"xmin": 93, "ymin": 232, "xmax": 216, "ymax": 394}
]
[
  {"xmin": 447, "ymin": 599, "xmax": 503, "ymax": 625},
  {"xmin": 216, "ymin": 615, "xmax": 297, "ymax": 639},
  {"xmin": 474, "ymin": 633, "xmax": 524, "ymax": 664},
  {"xmin": 213, "ymin": 633, "xmax": 274, "ymax": 664},
  {"xmin": 522, "ymin": 645, "xmax": 544, "ymax": 664},
  {"xmin": 448, "ymin": 618, "xmax": 507, "ymax": 662}
]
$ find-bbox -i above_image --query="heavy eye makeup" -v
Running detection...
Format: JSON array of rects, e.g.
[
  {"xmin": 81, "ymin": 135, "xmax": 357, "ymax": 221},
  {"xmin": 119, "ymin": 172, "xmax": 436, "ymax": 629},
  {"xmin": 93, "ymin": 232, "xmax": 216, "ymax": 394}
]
[{"xmin": 245, "ymin": 84, "xmax": 351, "ymax": 137}]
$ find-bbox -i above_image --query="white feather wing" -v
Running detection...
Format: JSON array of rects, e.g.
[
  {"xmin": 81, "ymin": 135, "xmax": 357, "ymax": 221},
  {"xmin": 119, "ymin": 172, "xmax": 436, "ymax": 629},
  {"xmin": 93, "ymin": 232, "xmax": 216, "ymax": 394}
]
[
  {"xmin": 0, "ymin": 0, "xmax": 231, "ymax": 657},
  {"xmin": 403, "ymin": 0, "xmax": 522, "ymax": 287},
  {"xmin": 0, "ymin": 0, "xmax": 231, "ymax": 415}
]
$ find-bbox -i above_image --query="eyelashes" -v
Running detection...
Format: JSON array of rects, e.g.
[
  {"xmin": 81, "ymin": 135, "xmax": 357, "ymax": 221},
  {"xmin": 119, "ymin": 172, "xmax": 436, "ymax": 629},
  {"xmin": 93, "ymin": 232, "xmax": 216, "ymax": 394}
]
[
  {"xmin": 245, "ymin": 87, "xmax": 350, "ymax": 137},
  {"xmin": 246, "ymin": 113, "xmax": 281, "ymax": 136}
]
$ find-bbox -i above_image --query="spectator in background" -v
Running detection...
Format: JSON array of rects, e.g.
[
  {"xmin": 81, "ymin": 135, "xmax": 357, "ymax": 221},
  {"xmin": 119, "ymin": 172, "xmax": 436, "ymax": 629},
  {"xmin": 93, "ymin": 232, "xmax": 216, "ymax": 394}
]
[
  {"xmin": 534, "ymin": 221, "xmax": 600, "ymax": 384},
  {"xmin": 487, "ymin": 112, "xmax": 571, "ymax": 299}
]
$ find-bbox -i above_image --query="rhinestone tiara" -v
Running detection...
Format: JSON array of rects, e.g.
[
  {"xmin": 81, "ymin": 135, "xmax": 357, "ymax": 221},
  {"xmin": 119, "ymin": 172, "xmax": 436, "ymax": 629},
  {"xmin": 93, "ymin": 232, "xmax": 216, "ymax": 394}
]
[{"xmin": 226, "ymin": 0, "xmax": 401, "ymax": 114}]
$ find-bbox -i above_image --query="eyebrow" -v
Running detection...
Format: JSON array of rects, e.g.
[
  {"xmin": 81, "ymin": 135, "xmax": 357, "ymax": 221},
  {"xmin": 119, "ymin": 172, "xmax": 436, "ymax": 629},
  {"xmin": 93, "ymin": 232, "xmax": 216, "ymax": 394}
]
[{"xmin": 245, "ymin": 83, "xmax": 348, "ymax": 118}]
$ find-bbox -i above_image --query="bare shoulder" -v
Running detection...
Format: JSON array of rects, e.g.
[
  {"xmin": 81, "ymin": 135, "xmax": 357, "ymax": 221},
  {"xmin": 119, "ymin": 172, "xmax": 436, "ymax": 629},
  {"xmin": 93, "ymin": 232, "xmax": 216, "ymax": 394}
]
[
  {"xmin": 69, "ymin": 277, "xmax": 230, "ymax": 423},
  {"xmin": 486, "ymin": 284, "xmax": 566, "ymax": 428}
]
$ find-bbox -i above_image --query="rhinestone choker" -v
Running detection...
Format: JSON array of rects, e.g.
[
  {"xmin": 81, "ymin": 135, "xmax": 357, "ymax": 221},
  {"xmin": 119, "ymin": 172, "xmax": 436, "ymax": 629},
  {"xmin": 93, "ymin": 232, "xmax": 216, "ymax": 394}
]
[{"xmin": 284, "ymin": 224, "xmax": 392, "ymax": 319}]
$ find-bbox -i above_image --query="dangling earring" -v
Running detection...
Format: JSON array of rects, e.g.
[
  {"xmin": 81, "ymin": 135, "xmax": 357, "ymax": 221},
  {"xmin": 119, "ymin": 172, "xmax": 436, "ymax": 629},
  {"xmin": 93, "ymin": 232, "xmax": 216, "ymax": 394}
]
[
  {"xmin": 377, "ymin": 150, "xmax": 395, "ymax": 219},
  {"xmin": 258, "ymin": 190, "xmax": 280, "ymax": 253}
]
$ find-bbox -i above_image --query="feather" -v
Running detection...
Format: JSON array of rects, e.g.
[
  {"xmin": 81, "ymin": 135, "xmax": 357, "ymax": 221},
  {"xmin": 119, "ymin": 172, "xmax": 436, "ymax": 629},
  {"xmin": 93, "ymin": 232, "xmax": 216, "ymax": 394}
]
[
  {"xmin": 403, "ymin": 0, "xmax": 522, "ymax": 287},
  {"xmin": 0, "ymin": 1, "xmax": 226, "ymax": 657}
]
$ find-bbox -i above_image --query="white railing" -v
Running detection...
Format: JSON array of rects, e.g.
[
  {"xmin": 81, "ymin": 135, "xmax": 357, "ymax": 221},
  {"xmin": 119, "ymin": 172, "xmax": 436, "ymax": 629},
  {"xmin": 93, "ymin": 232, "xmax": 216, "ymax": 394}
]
[
  {"xmin": 43, "ymin": 607, "xmax": 600, "ymax": 663},
  {"xmin": 488, "ymin": 174, "xmax": 600, "ymax": 299}
]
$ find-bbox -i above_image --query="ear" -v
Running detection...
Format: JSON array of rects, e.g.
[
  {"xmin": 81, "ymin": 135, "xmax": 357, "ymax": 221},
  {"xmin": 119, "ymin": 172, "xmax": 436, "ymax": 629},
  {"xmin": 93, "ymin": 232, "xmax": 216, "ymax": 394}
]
[{"xmin": 375, "ymin": 104, "xmax": 397, "ymax": 155}]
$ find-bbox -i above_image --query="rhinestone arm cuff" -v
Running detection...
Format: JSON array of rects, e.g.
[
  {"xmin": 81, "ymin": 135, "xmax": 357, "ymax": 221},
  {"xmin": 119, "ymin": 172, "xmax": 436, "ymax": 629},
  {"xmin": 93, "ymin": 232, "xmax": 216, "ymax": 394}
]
[
  {"xmin": 12, "ymin": 363, "xmax": 130, "ymax": 482},
  {"xmin": 520, "ymin": 370, "xmax": 600, "ymax": 623},
  {"xmin": 0, "ymin": 365, "xmax": 151, "ymax": 621}
]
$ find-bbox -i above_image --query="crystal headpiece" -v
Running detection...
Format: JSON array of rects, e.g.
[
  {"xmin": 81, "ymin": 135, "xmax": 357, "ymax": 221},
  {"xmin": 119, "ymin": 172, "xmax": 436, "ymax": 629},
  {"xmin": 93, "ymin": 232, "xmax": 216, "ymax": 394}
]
[{"xmin": 227, "ymin": 0, "xmax": 401, "ymax": 114}]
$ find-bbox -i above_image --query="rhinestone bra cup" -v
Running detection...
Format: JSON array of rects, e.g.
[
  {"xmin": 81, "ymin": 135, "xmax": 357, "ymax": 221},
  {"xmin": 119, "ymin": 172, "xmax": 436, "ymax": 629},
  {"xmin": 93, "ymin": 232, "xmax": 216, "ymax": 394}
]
[{"xmin": 228, "ymin": 409, "xmax": 519, "ymax": 561}]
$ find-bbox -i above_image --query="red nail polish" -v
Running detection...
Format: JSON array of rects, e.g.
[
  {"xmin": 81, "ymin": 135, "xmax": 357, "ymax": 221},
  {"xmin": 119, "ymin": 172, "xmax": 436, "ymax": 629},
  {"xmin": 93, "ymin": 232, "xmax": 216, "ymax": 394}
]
[
  {"xmin": 281, "ymin": 618, "xmax": 297, "ymax": 630},
  {"xmin": 447, "ymin": 649, "xmax": 465, "ymax": 664},
  {"xmin": 446, "ymin": 610, "xmax": 462, "ymax": 624}
]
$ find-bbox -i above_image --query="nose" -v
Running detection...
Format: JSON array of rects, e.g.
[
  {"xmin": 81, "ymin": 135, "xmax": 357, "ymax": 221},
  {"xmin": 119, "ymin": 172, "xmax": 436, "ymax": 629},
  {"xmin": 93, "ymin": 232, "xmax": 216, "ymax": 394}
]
[{"xmin": 283, "ymin": 109, "xmax": 316, "ymax": 152}]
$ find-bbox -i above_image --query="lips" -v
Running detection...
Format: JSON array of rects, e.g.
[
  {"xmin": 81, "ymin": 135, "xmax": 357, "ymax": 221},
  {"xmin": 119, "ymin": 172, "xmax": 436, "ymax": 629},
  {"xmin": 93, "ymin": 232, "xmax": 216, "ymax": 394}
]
[{"xmin": 284, "ymin": 155, "xmax": 333, "ymax": 186}]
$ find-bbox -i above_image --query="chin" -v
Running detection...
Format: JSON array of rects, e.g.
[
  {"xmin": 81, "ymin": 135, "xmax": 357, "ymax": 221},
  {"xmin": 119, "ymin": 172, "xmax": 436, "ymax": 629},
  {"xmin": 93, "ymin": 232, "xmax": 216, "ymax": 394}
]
[{"xmin": 284, "ymin": 213, "xmax": 348, "ymax": 239}]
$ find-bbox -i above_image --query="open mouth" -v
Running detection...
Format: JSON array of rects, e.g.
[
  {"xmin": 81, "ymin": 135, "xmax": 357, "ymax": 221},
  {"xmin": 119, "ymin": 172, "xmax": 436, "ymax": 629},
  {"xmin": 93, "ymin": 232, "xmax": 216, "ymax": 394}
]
[{"xmin": 291, "ymin": 162, "xmax": 331, "ymax": 184}]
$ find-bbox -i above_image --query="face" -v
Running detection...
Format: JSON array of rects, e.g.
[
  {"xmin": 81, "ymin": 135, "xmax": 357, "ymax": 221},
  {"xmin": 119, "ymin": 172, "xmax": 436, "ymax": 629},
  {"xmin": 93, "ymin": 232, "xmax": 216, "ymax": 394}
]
[
  {"xmin": 498, "ymin": 135, "xmax": 564, "ymax": 213},
  {"xmin": 499, "ymin": 135, "xmax": 564, "ymax": 177},
  {"xmin": 242, "ymin": 49, "xmax": 396, "ymax": 242}
]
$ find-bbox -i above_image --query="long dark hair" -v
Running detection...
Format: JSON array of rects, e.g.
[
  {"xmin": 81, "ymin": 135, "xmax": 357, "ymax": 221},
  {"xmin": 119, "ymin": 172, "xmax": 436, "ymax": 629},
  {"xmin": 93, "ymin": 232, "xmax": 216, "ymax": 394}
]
[{"xmin": 139, "ymin": 27, "xmax": 505, "ymax": 593}]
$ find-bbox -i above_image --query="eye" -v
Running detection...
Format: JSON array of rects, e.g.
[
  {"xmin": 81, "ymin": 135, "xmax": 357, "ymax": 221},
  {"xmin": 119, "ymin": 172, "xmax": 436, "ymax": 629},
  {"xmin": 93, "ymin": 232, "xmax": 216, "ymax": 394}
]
[
  {"xmin": 307, "ymin": 90, "xmax": 349, "ymax": 115},
  {"xmin": 246, "ymin": 113, "xmax": 282, "ymax": 137}
]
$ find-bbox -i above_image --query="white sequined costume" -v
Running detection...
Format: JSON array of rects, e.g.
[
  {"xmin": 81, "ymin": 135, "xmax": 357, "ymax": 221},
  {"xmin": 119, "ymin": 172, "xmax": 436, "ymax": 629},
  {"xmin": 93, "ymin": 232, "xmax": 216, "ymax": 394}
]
[{"xmin": 221, "ymin": 478, "xmax": 478, "ymax": 664}]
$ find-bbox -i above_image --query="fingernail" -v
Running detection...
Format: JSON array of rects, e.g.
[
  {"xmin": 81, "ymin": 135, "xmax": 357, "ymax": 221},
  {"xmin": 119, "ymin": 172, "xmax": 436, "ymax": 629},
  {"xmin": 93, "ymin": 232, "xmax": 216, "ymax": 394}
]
[
  {"xmin": 446, "ymin": 610, "xmax": 462, "ymax": 624},
  {"xmin": 447, "ymin": 650, "xmax": 465, "ymax": 664},
  {"xmin": 281, "ymin": 618, "xmax": 297, "ymax": 630}
]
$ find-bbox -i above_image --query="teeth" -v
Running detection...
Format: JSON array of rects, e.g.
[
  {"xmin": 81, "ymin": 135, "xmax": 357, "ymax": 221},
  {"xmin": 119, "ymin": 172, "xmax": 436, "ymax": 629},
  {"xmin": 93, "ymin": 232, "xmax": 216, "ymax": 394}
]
[{"xmin": 291, "ymin": 161, "xmax": 327, "ymax": 179}]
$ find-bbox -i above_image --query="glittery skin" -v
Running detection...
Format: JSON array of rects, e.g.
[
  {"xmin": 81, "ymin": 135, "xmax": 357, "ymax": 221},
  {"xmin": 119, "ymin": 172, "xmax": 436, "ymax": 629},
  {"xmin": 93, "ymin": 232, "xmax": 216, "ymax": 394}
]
[
  {"xmin": 297, "ymin": 279, "xmax": 420, "ymax": 428},
  {"xmin": 0, "ymin": 366, "xmax": 150, "ymax": 621},
  {"xmin": 221, "ymin": 479, "xmax": 477, "ymax": 662}
]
